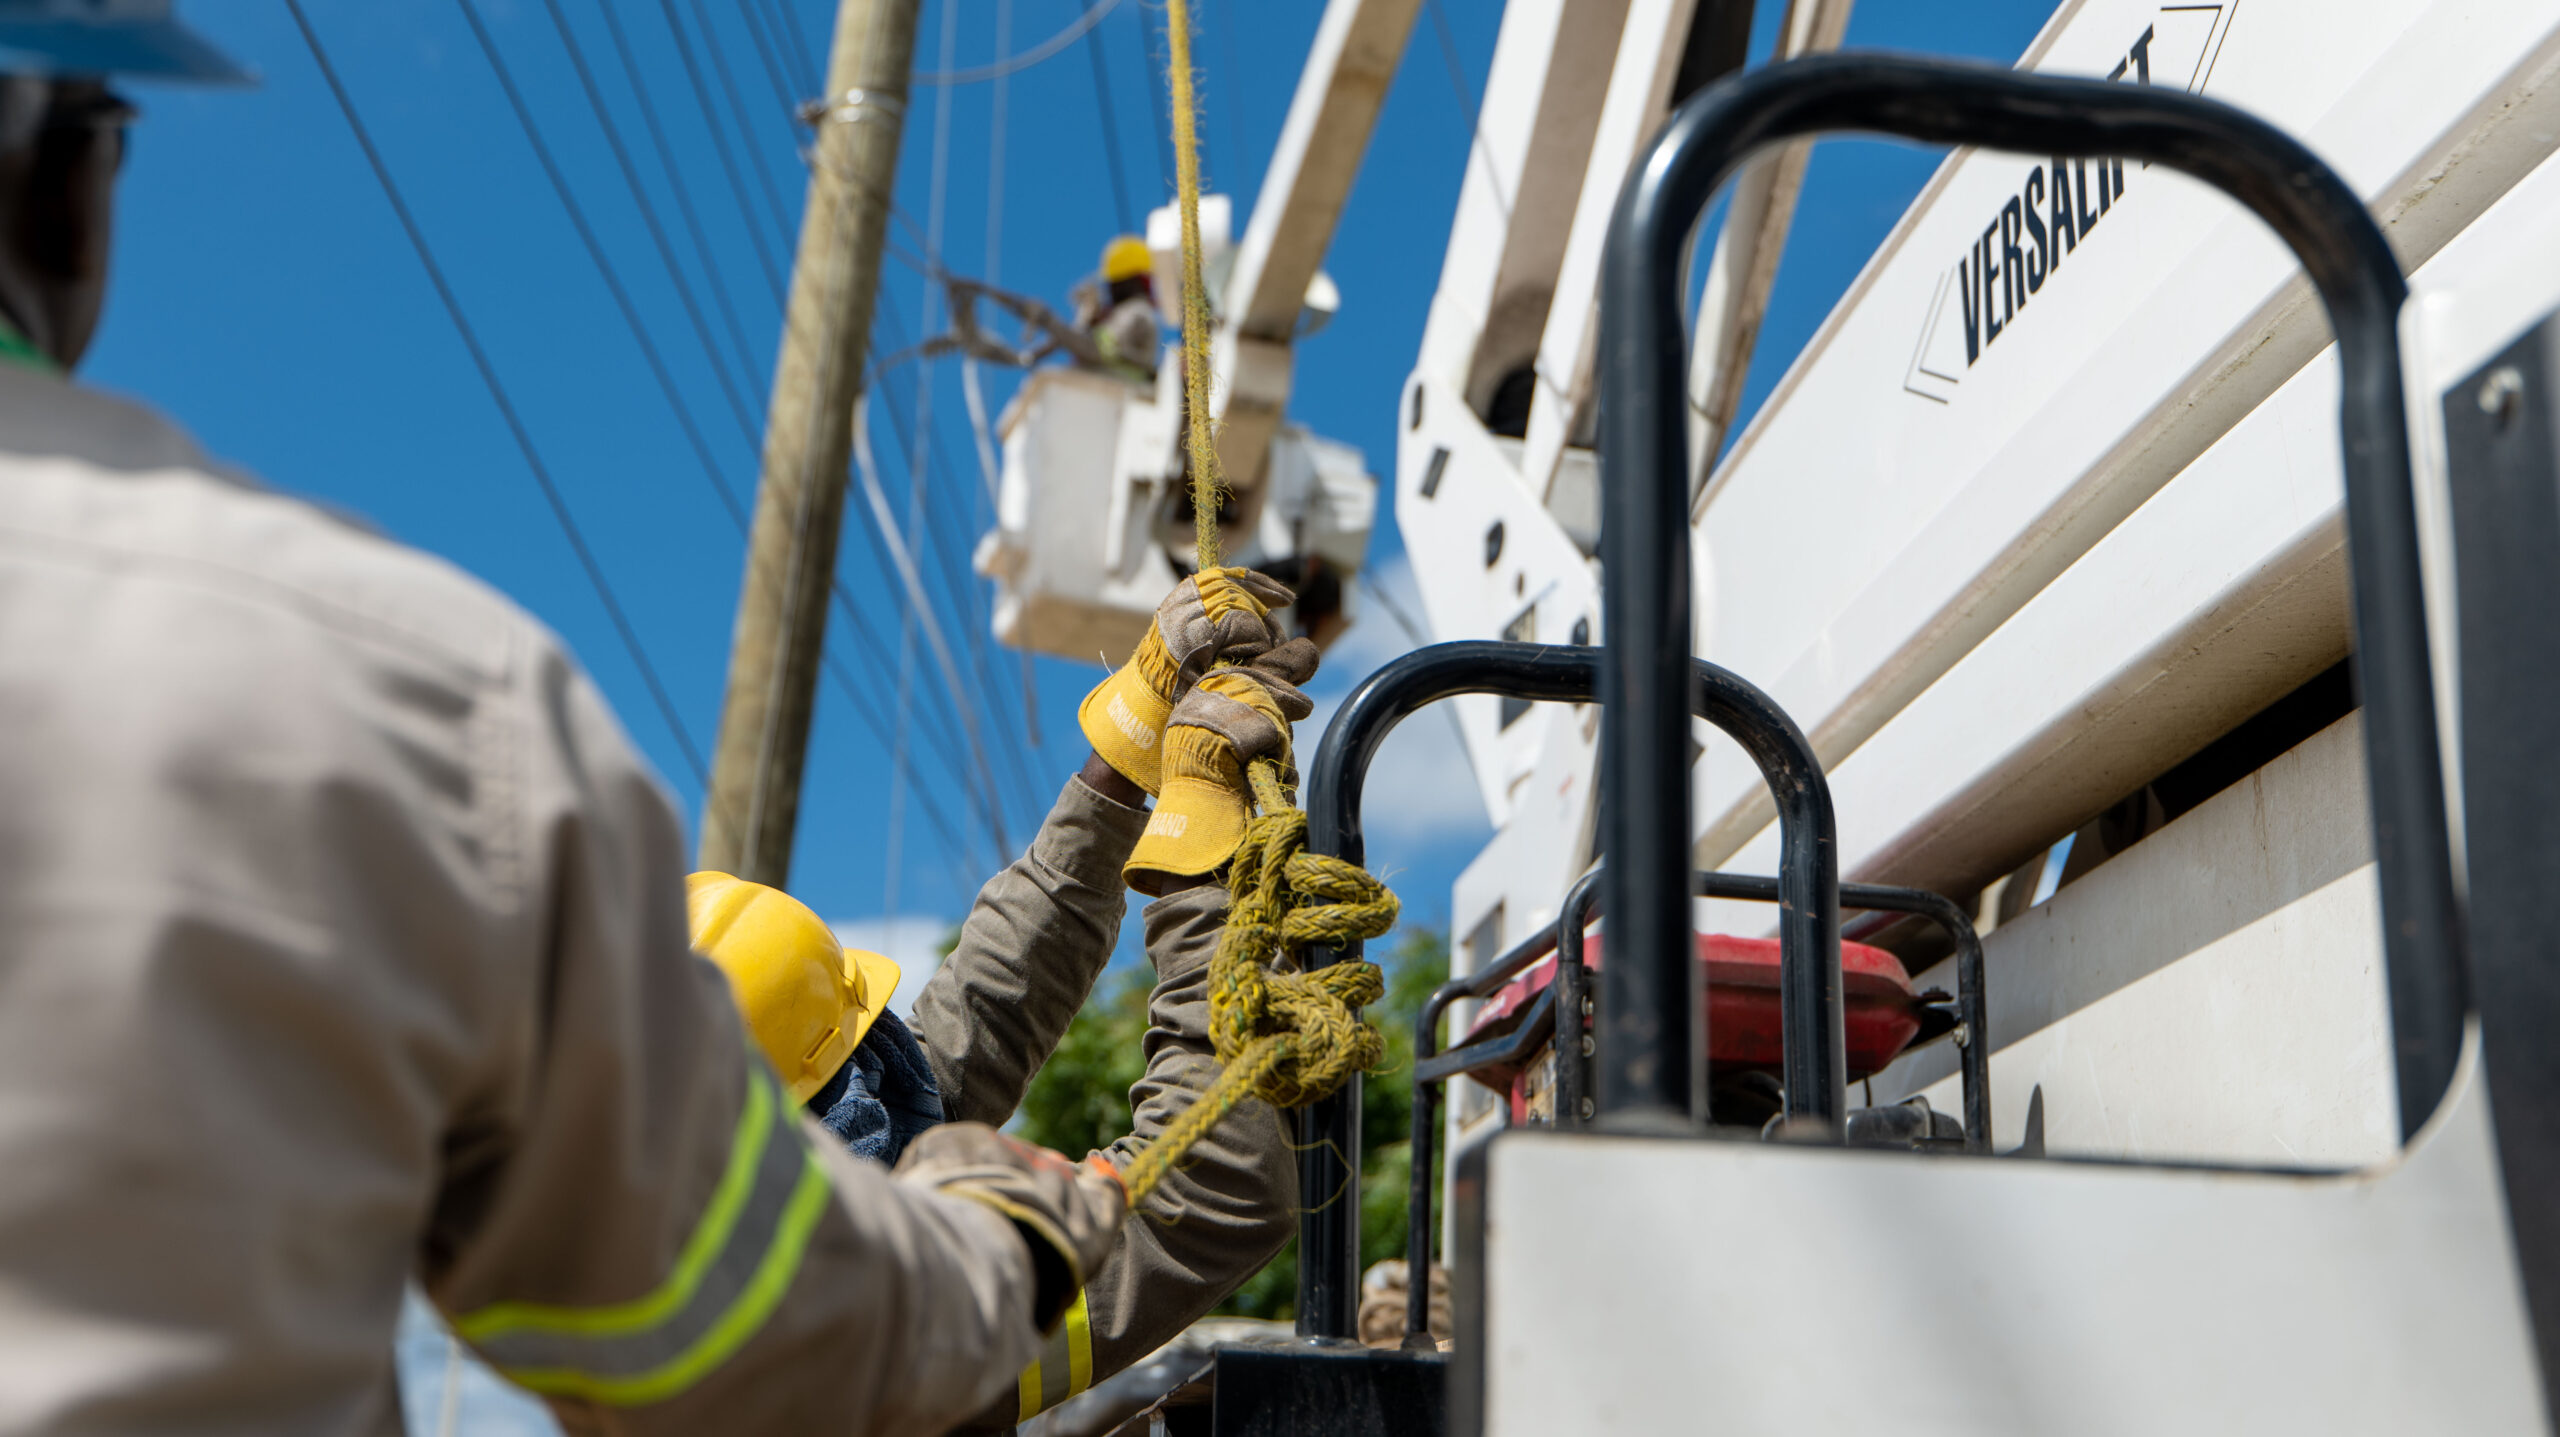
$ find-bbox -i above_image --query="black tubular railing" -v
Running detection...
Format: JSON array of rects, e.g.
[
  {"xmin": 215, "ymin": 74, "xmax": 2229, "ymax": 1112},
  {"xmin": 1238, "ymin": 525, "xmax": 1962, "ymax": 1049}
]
[
  {"xmin": 1406, "ymin": 867, "xmax": 1988, "ymax": 1346},
  {"xmin": 1298, "ymin": 640, "xmax": 1840, "ymax": 1340},
  {"xmin": 1596, "ymin": 52, "xmax": 2463, "ymax": 1146}
]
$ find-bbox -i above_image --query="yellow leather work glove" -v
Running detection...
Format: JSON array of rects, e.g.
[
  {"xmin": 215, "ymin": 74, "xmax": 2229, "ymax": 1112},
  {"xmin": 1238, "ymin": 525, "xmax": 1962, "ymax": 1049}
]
[
  {"xmin": 1124, "ymin": 641, "xmax": 1319, "ymax": 892},
  {"xmin": 1079, "ymin": 568, "xmax": 1298, "ymax": 796},
  {"xmin": 894, "ymin": 1123, "xmax": 1128, "ymax": 1335}
]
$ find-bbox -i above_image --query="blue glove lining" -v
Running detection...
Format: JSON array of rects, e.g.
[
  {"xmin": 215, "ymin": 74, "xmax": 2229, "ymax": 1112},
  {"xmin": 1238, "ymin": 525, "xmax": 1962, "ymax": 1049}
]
[{"xmin": 805, "ymin": 1008, "xmax": 945, "ymax": 1167}]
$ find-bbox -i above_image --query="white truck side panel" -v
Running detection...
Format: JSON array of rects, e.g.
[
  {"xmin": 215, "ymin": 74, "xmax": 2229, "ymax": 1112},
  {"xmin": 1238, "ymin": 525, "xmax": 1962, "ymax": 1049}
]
[
  {"xmin": 1692, "ymin": 0, "xmax": 2560, "ymax": 866},
  {"xmin": 1876, "ymin": 713, "xmax": 2393, "ymax": 1168},
  {"xmin": 1705, "ymin": 143, "xmax": 2560, "ymax": 932},
  {"xmin": 1481, "ymin": 1056, "xmax": 2544, "ymax": 1435}
]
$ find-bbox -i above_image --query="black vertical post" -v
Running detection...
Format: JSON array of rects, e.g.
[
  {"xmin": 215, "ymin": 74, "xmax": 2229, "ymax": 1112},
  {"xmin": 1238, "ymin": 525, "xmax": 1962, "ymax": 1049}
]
[
  {"xmin": 2445, "ymin": 320, "xmax": 2560, "ymax": 1412},
  {"xmin": 1593, "ymin": 164, "xmax": 1700, "ymax": 1131}
]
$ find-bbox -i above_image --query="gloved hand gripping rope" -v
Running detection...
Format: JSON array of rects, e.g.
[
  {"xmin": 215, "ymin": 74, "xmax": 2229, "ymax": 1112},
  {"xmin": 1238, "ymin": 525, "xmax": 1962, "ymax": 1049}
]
[{"xmin": 1113, "ymin": 0, "xmax": 1399, "ymax": 1210}]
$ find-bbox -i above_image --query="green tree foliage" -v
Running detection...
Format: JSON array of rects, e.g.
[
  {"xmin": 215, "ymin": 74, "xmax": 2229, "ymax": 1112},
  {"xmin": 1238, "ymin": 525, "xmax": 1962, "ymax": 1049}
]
[
  {"xmin": 1014, "ymin": 967, "xmax": 1153, "ymax": 1160},
  {"xmin": 1014, "ymin": 927, "xmax": 1452, "ymax": 1324}
]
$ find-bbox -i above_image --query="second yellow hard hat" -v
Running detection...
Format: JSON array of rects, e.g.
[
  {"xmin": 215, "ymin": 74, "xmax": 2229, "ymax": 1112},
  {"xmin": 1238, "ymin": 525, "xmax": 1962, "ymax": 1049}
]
[
  {"xmin": 1102, "ymin": 234, "xmax": 1153, "ymax": 284},
  {"xmin": 686, "ymin": 872, "xmax": 901, "ymax": 1106}
]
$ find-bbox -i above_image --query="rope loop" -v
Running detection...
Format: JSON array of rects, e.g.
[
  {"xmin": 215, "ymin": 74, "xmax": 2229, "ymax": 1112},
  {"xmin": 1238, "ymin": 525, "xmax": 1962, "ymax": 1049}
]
[{"xmin": 1119, "ymin": 758, "xmax": 1399, "ymax": 1204}]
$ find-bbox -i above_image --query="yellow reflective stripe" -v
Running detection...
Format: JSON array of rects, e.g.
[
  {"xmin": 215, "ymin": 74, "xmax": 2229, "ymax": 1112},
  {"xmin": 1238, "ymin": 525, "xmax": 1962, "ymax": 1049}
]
[
  {"xmin": 496, "ymin": 1149, "xmax": 832, "ymax": 1406},
  {"xmin": 1065, "ymin": 1289, "xmax": 1093, "ymax": 1398},
  {"xmin": 1017, "ymin": 1353, "xmax": 1044, "ymax": 1423},
  {"xmin": 1014, "ymin": 1288, "xmax": 1095, "ymax": 1421},
  {"xmin": 456, "ymin": 1069, "xmax": 775, "ymax": 1346}
]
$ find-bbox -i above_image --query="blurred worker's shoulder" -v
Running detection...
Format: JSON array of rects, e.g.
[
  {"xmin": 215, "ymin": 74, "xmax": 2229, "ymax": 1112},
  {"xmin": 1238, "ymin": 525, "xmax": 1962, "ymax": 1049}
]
[{"xmin": 0, "ymin": 367, "xmax": 536, "ymax": 688}]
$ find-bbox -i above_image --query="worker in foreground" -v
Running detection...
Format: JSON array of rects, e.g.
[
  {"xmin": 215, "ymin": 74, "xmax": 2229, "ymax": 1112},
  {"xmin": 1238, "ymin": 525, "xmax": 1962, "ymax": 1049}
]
[
  {"xmin": 696, "ymin": 569, "xmax": 1322, "ymax": 1430},
  {"xmin": 0, "ymin": 11, "xmax": 1128, "ymax": 1435}
]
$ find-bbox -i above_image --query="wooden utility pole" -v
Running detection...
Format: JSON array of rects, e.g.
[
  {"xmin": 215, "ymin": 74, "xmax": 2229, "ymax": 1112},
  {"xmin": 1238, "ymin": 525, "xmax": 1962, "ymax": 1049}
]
[{"xmin": 700, "ymin": 0, "xmax": 920, "ymax": 884}]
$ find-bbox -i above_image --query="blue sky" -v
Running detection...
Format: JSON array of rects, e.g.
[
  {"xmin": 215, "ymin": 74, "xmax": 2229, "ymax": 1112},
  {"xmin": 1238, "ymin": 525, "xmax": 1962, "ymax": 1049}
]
[{"xmin": 87, "ymin": 0, "xmax": 2056, "ymax": 976}]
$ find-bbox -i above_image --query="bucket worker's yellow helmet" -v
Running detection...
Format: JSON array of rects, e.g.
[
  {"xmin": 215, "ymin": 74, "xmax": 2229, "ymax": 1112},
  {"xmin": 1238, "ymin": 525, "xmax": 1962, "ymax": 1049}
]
[
  {"xmin": 1102, "ymin": 234, "xmax": 1153, "ymax": 283},
  {"xmin": 687, "ymin": 872, "xmax": 901, "ymax": 1105}
]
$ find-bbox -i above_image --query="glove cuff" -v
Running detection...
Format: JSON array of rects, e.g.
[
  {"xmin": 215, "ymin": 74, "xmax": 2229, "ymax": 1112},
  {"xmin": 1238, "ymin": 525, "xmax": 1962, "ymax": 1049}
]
[
  {"xmin": 1125, "ymin": 755, "xmax": 1253, "ymax": 890},
  {"xmin": 1079, "ymin": 664, "xmax": 1176, "ymax": 795}
]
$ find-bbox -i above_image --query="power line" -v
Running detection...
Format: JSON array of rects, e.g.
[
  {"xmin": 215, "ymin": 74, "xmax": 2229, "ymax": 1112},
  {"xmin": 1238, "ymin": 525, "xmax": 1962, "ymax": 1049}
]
[
  {"xmin": 914, "ymin": 0, "xmax": 1124, "ymax": 86},
  {"xmin": 650, "ymin": 0, "xmax": 792, "ymax": 300},
  {"xmin": 758, "ymin": 0, "xmax": 821, "ymax": 92},
  {"xmin": 616, "ymin": 0, "xmax": 1044, "ymax": 852},
  {"xmin": 1133, "ymin": 0, "xmax": 1173, "ymax": 198},
  {"xmin": 555, "ymin": 0, "xmax": 1016, "ymax": 856},
  {"xmin": 730, "ymin": 0, "xmax": 800, "ymax": 129},
  {"xmin": 1080, "ymin": 0, "xmax": 1135, "ymax": 231},
  {"xmin": 453, "ymin": 0, "xmax": 746, "ymax": 524},
  {"xmin": 884, "ymin": 0, "xmax": 965, "ymax": 914},
  {"xmin": 1213, "ymin": 0, "xmax": 1247, "ymax": 198},
  {"xmin": 1427, "ymin": 0, "xmax": 1510, "ymax": 221},
  {"xmin": 679, "ymin": 0, "xmax": 799, "ymax": 241},
  {"xmin": 856, "ymin": 305, "xmax": 1039, "ymax": 840},
  {"xmin": 662, "ymin": 7, "xmax": 1041, "ymax": 855},
  {"xmin": 283, "ymin": 0, "xmax": 709, "ymax": 785},
  {"xmin": 982, "ymin": 0, "xmax": 1044, "ymax": 753},
  {"xmin": 459, "ymin": 0, "xmax": 989, "ymax": 864},
  {"xmin": 858, "ymin": 398, "xmax": 1017, "ymax": 885},
  {"xmin": 865, "ymin": 312, "xmax": 1045, "ymax": 821},
  {"xmin": 584, "ymin": 0, "xmax": 774, "ymax": 399}
]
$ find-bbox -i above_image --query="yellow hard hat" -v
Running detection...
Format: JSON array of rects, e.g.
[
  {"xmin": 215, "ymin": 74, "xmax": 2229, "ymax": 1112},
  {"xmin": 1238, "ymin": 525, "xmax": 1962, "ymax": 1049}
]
[
  {"xmin": 1102, "ymin": 235, "xmax": 1153, "ymax": 283},
  {"xmin": 686, "ymin": 872, "xmax": 901, "ymax": 1106}
]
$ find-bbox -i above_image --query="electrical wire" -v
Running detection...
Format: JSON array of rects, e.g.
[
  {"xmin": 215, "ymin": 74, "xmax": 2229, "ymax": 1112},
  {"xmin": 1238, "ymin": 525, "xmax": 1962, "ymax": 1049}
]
[
  {"xmin": 1081, "ymin": 0, "xmax": 1136, "ymax": 232},
  {"xmin": 452, "ymin": 0, "xmax": 745, "ymax": 525},
  {"xmin": 883, "ymin": 0, "xmax": 964, "ymax": 914},
  {"xmin": 832, "ymin": 372, "xmax": 1018, "ymax": 860},
  {"xmin": 679, "ymin": 0, "xmax": 799, "ymax": 241},
  {"xmin": 1134, "ymin": 0, "xmax": 1174, "ymax": 198},
  {"xmin": 1360, "ymin": 569, "xmax": 1432, "ymax": 649},
  {"xmin": 913, "ymin": 0, "xmax": 1124, "ymax": 86},
  {"xmin": 858, "ymin": 397, "xmax": 1014, "ymax": 886},
  {"xmin": 979, "ymin": 0, "xmax": 1043, "ymax": 751},
  {"xmin": 758, "ymin": 0, "xmax": 820, "ymax": 92},
  {"xmin": 284, "ymin": 0, "xmax": 709, "ymax": 785},
  {"xmin": 463, "ymin": 0, "xmax": 986, "ymax": 864},
  {"xmin": 1212, "ymin": 0, "xmax": 1246, "ymax": 196},
  {"xmin": 1427, "ymin": 0, "xmax": 1512, "ymax": 223},
  {"xmin": 650, "ymin": 0, "xmax": 792, "ymax": 300},
  {"xmin": 587, "ymin": 0, "xmax": 774, "ymax": 390},
  {"xmin": 632, "ymin": 0, "xmax": 1049, "ymax": 858},
  {"xmin": 539, "ymin": 0, "xmax": 760, "ymax": 446},
  {"xmin": 552, "ymin": 0, "xmax": 1000, "ymax": 834},
  {"xmin": 860, "ymin": 312, "xmax": 1068, "ymax": 824},
  {"xmin": 866, "ymin": 309, "xmax": 1045, "ymax": 821},
  {"xmin": 684, "ymin": 8, "xmax": 1047, "ymax": 851},
  {"xmin": 730, "ymin": 0, "xmax": 799, "ymax": 131}
]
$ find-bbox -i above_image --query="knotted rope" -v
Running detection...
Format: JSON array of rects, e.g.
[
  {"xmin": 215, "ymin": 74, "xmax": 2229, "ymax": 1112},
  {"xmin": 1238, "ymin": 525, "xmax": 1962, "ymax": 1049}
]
[
  {"xmin": 1119, "ymin": 765, "xmax": 1398, "ymax": 1202},
  {"xmin": 1117, "ymin": 0, "xmax": 1400, "ymax": 1208}
]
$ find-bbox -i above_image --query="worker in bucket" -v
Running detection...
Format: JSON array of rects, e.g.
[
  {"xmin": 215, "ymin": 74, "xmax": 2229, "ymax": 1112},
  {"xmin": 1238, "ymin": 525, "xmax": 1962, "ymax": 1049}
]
[
  {"xmin": 695, "ymin": 567, "xmax": 1323, "ymax": 1430},
  {"xmin": 1072, "ymin": 233, "xmax": 1163, "ymax": 381},
  {"xmin": 0, "ymin": 10, "xmax": 1128, "ymax": 1435}
]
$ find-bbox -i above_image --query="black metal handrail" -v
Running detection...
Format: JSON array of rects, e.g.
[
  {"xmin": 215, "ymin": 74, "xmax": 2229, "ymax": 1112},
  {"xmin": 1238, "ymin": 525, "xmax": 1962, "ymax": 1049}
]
[
  {"xmin": 1295, "ymin": 640, "xmax": 1839, "ymax": 1340},
  {"xmin": 1595, "ymin": 53, "xmax": 2462, "ymax": 1146},
  {"xmin": 1404, "ymin": 867, "xmax": 1989, "ymax": 1346}
]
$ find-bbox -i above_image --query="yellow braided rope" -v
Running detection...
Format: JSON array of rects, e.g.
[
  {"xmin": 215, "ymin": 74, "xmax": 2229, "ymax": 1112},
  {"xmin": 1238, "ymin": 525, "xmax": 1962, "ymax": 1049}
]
[
  {"xmin": 1118, "ymin": 767, "xmax": 1399, "ymax": 1204},
  {"xmin": 1116, "ymin": 0, "xmax": 1400, "ymax": 1210},
  {"xmin": 1163, "ymin": 0, "xmax": 1225, "ymax": 570}
]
